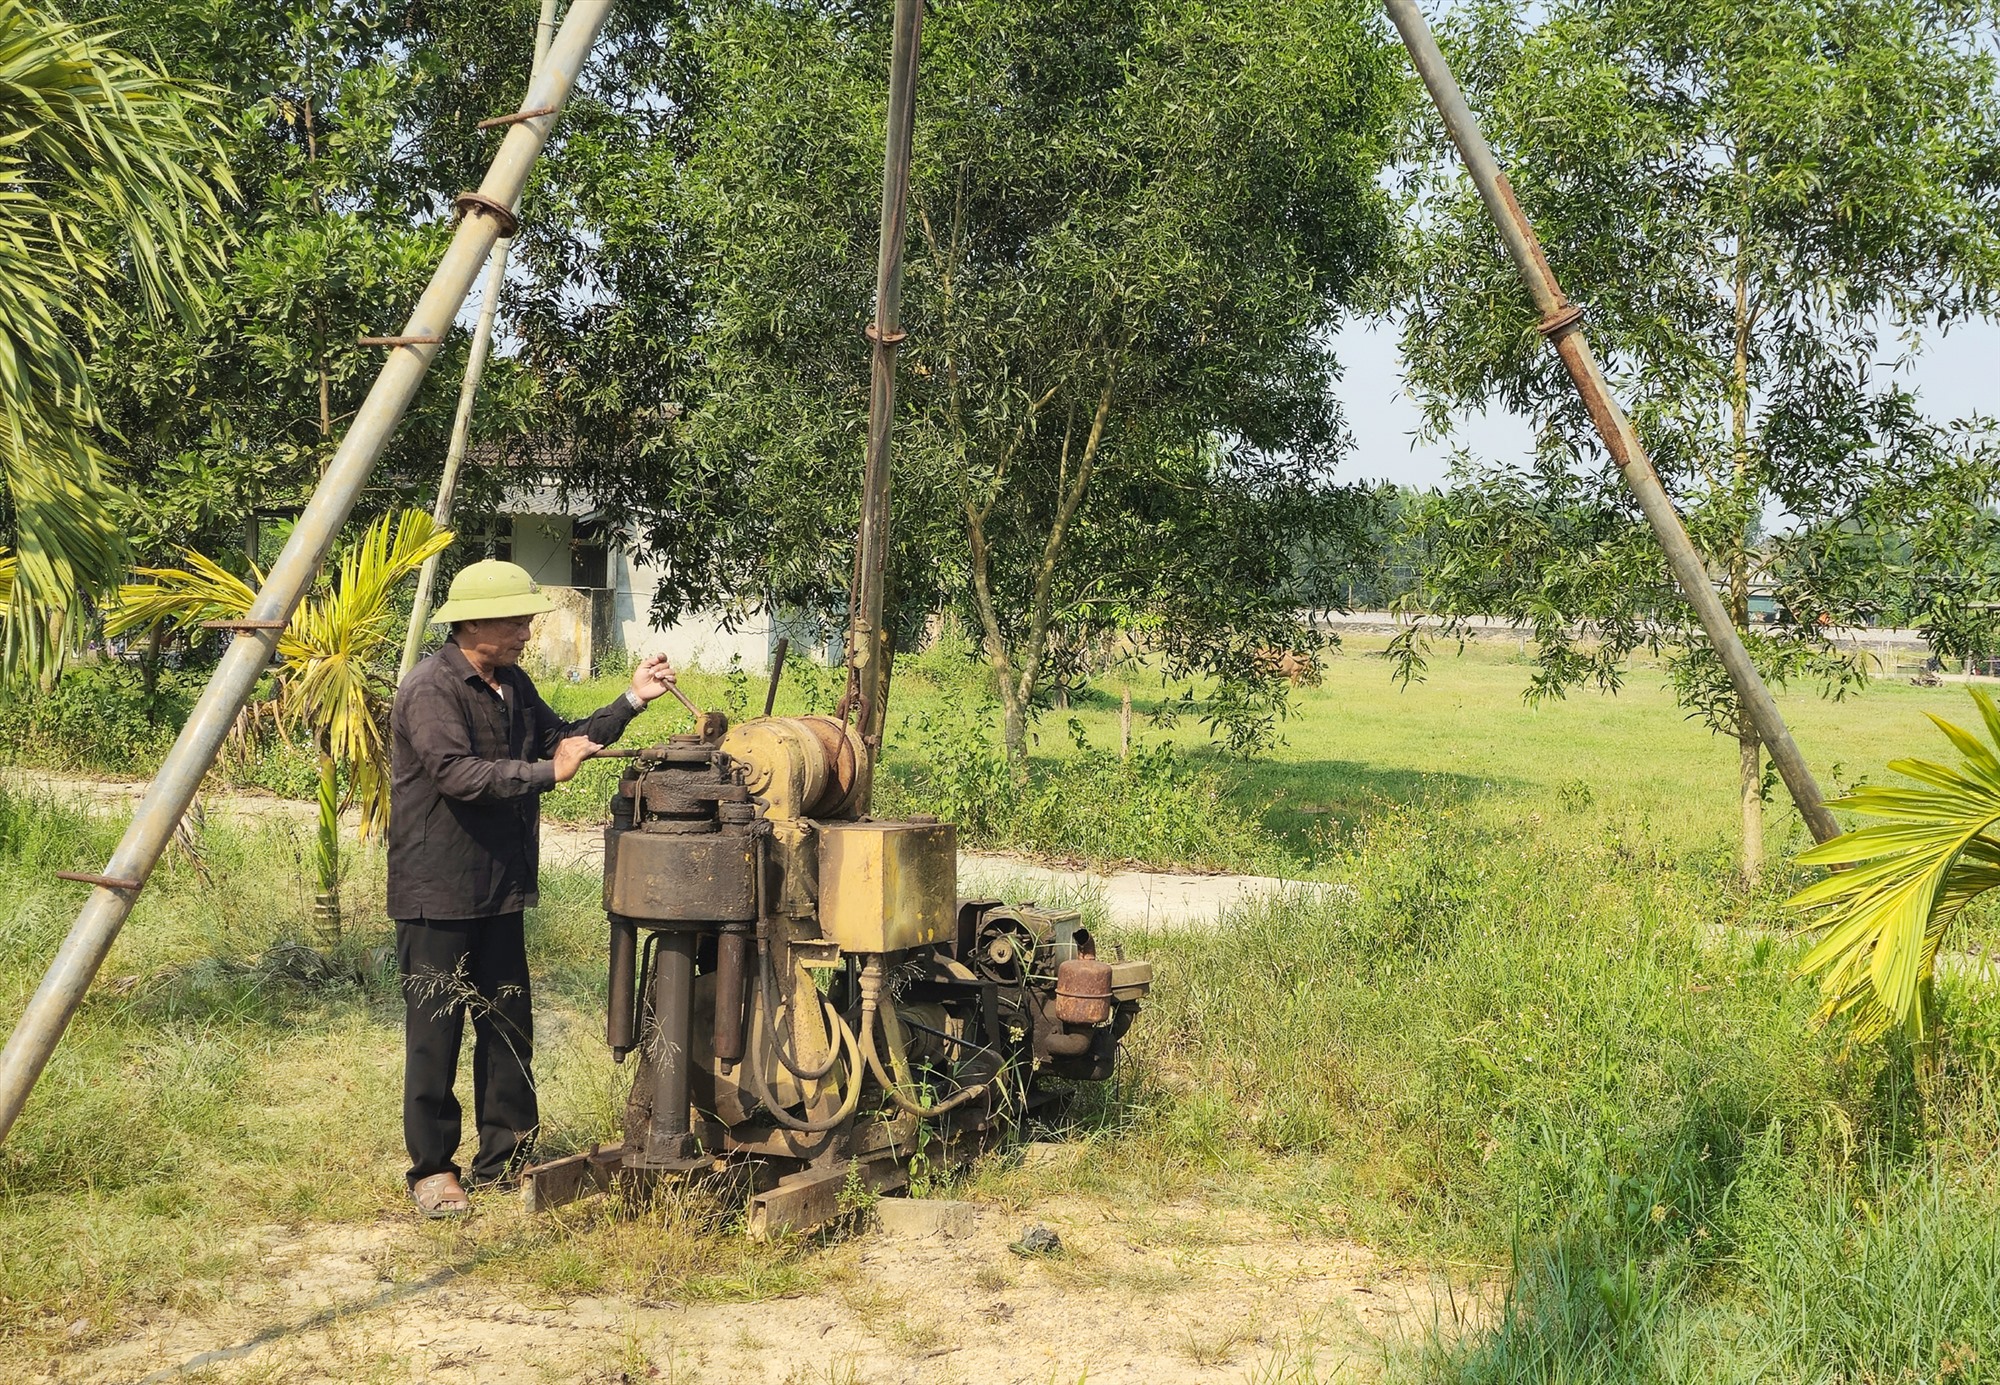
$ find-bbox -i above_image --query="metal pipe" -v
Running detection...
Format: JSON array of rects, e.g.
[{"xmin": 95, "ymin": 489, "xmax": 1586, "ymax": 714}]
[
  {"xmin": 844, "ymin": 0, "xmax": 924, "ymax": 813},
  {"xmin": 0, "ymin": 0, "xmax": 619, "ymax": 1150},
  {"xmin": 761, "ymin": 636, "xmax": 789, "ymax": 718},
  {"xmin": 607, "ymin": 916, "xmax": 638, "ymax": 1059},
  {"xmin": 711, "ymin": 927, "xmax": 750, "ymax": 1064},
  {"xmin": 640, "ymin": 931, "xmax": 697, "ymax": 1161},
  {"xmin": 1382, "ymin": 0, "xmax": 1839, "ymax": 845},
  {"xmin": 399, "ymin": 0, "xmax": 562, "ymax": 683}
]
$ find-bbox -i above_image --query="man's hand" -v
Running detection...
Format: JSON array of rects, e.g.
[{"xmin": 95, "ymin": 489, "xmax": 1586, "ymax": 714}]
[
  {"xmin": 630, "ymin": 653, "xmax": 677, "ymax": 705},
  {"xmin": 552, "ymin": 735, "xmax": 603, "ymax": 783}
]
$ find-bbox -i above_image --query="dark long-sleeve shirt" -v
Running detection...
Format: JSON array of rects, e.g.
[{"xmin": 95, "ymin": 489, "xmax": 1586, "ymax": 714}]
[{"xmin": 387, "ymin": 641, "xmax": 639, "ymax": 920}]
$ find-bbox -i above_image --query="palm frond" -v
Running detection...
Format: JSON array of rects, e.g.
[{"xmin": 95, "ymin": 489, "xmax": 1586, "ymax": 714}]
[
  {"xmin": 276, "ymin": 511, "xmax": 451, "ymax": 837},
  {"xmin": 0, "ymin": 0, "xmax": 233, "ymax": 681},
  {"xmin": 104, "ymin": 511, "xmax": 452, "ymax": 838},
  {"xmin": 1787, "ymin": 689, "xmax": 2000, "ymax": 1041}
]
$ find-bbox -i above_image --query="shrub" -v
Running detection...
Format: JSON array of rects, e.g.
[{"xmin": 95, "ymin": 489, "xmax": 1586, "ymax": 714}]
[
  {"xmin": 0, "ymin": 661, "xmax": 186, "ymax": 772},
  {"xmin": 878, "ymin": 700, "xmax": 1277, "ymax": 871}
]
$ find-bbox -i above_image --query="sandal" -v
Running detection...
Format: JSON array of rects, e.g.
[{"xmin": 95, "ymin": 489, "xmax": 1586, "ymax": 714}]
[{"xmin": 411, "ymin": 1171, "xmax": 470, "ymax": 1219}]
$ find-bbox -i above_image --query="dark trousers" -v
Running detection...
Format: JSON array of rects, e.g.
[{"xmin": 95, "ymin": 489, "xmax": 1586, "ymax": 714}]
[{"xmin": 396, "ymin": 913, "xmax": 537, "ymax": 1186}]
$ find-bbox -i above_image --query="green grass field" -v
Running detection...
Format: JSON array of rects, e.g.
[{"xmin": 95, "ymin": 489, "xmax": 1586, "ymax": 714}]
[{"xmin": 3, "ymin": 637, "xmax": 1998, "ymax": 1380}]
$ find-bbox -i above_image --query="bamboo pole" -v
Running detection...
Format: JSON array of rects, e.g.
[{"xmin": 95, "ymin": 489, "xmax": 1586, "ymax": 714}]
[
  {"xmin": 399, "ymin": 0, "xmax": 562, "ymax": 682},
  {"xmin": 1382, "ymin": 0, "xmax": 1840, "ymax": 845},
  {"xmin": 842, "ymin": 0, "xmax": 925, "ymax": 813}
]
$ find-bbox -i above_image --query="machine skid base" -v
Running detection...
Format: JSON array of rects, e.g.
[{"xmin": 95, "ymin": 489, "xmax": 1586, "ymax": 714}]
[{"xmin": 519, "ymin": 1136, "xmax": 945, "ymax": 1237}]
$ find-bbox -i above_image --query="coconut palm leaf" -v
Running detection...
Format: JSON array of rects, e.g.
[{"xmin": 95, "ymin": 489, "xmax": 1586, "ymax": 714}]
[
  {"xmin": 1788, "ymin": 689, "xmax": 2000, "ymax": 1042},
  {"xmin": 107, "ymin": 510, "xmax": 452, "ymax": 838},
  {"xmin": 0, "ymin": 0, "xmax": 231, "ymax": 680}
]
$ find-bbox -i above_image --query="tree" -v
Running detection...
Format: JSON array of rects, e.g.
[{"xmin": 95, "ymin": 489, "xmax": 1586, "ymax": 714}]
[
  {"xmin": 68, "ymin": 1, "xmax": 682, "ymax": 586},
  {"xmin": 106, "ymin": 511, "xmax": 452, "ymax": 940},
  {"xmin": 1385, "ymin": 0, "xmax": 2000, "ymax": 878},
  {"xmin": 518, "ymin": 0, "xmax": 1399, "ymax": 759},
  {"xmin": 0, "ymin": 0, "xmax": 227, "ymax": 680}
]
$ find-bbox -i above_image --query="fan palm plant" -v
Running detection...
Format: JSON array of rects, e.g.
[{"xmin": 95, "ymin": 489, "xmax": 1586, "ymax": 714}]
[
  {"xmin": 0, "ymin": 0, "xmax": 229, "ymax": 680},
  {"xmin": 107, "ymin": 511, "xmax": 453, "ymax": 940},
  {"xmin": 1788, "ymin": 690, "xmax": 2000, "ymax": 1049}
]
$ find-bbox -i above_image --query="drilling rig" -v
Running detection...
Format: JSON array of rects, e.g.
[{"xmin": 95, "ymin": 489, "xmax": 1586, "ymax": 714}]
[
  {"xmin": 518, "ymin": 706, "xmax": 1151, "ymax": 1231},
  {"xmin": 517, "ymin": 0, "xmax": 1148, "ymax": 1234}
]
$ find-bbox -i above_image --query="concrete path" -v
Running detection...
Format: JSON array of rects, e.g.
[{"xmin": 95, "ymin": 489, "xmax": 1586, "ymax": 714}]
[{"xmin": 6, "ymin": 768, "xmax": 1325, "ymax": 931}]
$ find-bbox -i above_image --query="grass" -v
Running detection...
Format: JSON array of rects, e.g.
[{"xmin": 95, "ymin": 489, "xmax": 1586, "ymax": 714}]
[{"xmin": 3, "ymin": 636, "xmax": 2000, "ymax": 1379}]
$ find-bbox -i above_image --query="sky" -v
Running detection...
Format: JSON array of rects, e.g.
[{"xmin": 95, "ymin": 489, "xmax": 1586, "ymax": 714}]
[{"xmin": 1332, "ymin": 314, "xmax": 2000, "ymax": 490}]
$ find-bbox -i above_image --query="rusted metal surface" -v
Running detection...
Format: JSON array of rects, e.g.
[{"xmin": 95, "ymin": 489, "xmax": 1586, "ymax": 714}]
[
  {"xmin": 711, "ymin": 928, "xmax": 751, "ymax": 1065},
  {"xmin": 746, "ymin": 1154, "xmax": 908, "ymax": 1239},
  {"xmin": 1382, "ymin": 0, "xmax": 1840, "ymax": 845},
  {"xmin": 198, "ymin": 618, "xmax": 288, "ymax": 632},
  {"xmin": 1052, "ymin": 956, "xmax": 1113, "ymax": 1026},
  {"xmin": 604, "ymin": 831, "xmax": 757, "ymax": 921},
  {"xmin": 53, "ymin": 871, "xmax": 143, "ymax": 891},
  {"xmin": 452, "ymin": 189, "xmax": 521, "ymax": 238},
  {"xmin": 519, "ymin": 1144, "xmax": 622, "ymax": 1213},
  {"xmin": 631, "ymin": 933, "xmax": 700, "ymax": 1166},
  {"xmin": 477, "ymin": 104, "xmax": 556, "ymax": 130},
  {"xmin": 762, "ymin": 636, "xmax": 789, "ymax": 717},
  {"xmin": 606, "ymin": 918, "xmax": 638, "ymax": 1058}
]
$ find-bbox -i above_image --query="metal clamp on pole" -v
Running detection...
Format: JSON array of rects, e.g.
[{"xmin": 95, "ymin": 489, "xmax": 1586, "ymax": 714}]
[
  {"xmin": 1382, "ymin": 0, "xmax": 1840, "ymax": 846},
  {"xmin": 358, "ymin": 335, "xmax": 446, "ymax": 347},
  {"xmin": 1536, "ymin": 305, "xmax": 1585, "ymax": 340},
  {"xmin": 199, "ymin": 618, "xmax": 288, "ymax": 632},
  {"xmin": 454, "ymin": 190, "xmax": 522, "ymax": 239}
]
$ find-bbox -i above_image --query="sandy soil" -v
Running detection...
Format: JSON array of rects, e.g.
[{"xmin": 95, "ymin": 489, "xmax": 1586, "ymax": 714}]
[{"xmin": 45, "ymin": 1191, "xmax": 1470, "ymax": 1385}]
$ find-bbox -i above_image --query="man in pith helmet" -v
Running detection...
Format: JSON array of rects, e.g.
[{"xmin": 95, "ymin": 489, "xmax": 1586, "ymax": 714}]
[{"xmin": 389, "ymin": 558, "xmax": 677, "ymax": 1217}]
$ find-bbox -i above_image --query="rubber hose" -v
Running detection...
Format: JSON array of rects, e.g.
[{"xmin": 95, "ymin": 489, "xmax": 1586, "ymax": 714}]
[
  {"xmin": 859, "ymin": 995, "xmax": 997, "ymax": 1117},
  {"xmin": 759, "ymin": 938, "xmax": 841, "ymax": 1082},
  {"xmin": 747, "ymin": 991, "xmax": 864, "ymax": 1133}
]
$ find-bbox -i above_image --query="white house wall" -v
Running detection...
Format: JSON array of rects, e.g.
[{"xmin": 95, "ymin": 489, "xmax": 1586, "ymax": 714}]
[
  {"xmin": 612, "ymin": 548, "xmax": 774, "ymax": 672},
  {"xmin": 511, "ymin": 514, "xmax": 573, "ymax": 587}
]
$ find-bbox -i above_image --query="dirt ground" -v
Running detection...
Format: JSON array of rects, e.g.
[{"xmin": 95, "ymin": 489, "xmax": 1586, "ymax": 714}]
[{"xmin": 47, "ymin": 1191, "xmax": 1470, "ymax": 1385}]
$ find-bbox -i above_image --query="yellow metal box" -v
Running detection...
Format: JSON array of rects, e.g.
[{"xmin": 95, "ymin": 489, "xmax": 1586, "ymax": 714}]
[{"xmin": 816, "ymin": 821, "xmax": 957, "ymax": 953}]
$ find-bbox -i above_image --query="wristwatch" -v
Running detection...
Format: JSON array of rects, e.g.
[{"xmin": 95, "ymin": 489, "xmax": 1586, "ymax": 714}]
[{"xmin": 624, "ymin": 689, "xmax": 646, "ymax": 713}]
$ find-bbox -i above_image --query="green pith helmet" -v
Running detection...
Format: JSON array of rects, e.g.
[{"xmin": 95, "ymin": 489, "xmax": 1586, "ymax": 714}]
[{"xmin": 429, "ymin": 559, "xmax": 558, "ymax": 625}]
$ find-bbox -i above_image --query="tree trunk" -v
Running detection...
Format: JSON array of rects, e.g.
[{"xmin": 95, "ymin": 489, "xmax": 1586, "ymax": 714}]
[
  {"xmin": 313, "ymin": 749, "xmax": 341, "ymax": 944},
  {"xmin": 1120, "ymin": 684, "xmax": 1132, "ymax": 759},
  {"xmin": 1738, "ymin": 721, "xmax": 1764, "ymax": 880},
  {"xmin": 1730, "ymin": 252, "xmax": 1761, "ymax": 884},
  {"xmin": 1001, "ymin": 696, "xmax": 1028, "ymax": 763}
]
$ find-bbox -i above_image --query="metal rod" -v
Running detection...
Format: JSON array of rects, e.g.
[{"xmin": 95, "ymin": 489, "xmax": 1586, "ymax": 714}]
[
  {"xmin": 0, "ymin": 0, "xmax": 618, "ymax": 1150},
  {"xmin": 607, "ymin": 917, "xmax": 639, "ymax": 1059},
  {"xmin": 1382, "ymin": 0, "xmax": 1839, "ymax": 845},
  {"xmin": 762, "ymin": 636, "xmax": 789, "ymax": 717},
  {"xmin": 399, "ymin": 0, "xmax": 562, "ymax": 684},
  {"xmin": 641, "ymin": 932, "xmax": 698, "ymax": 1161},
  {"xmin": 844, "ymin": 0, "xmax": 924, "ymax": 814}
]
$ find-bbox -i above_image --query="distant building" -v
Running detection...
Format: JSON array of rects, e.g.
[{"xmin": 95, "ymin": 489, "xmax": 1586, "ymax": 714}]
[{"xmin": 489, "ymin": 486, "xmax": 830, "ymax": 679}]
